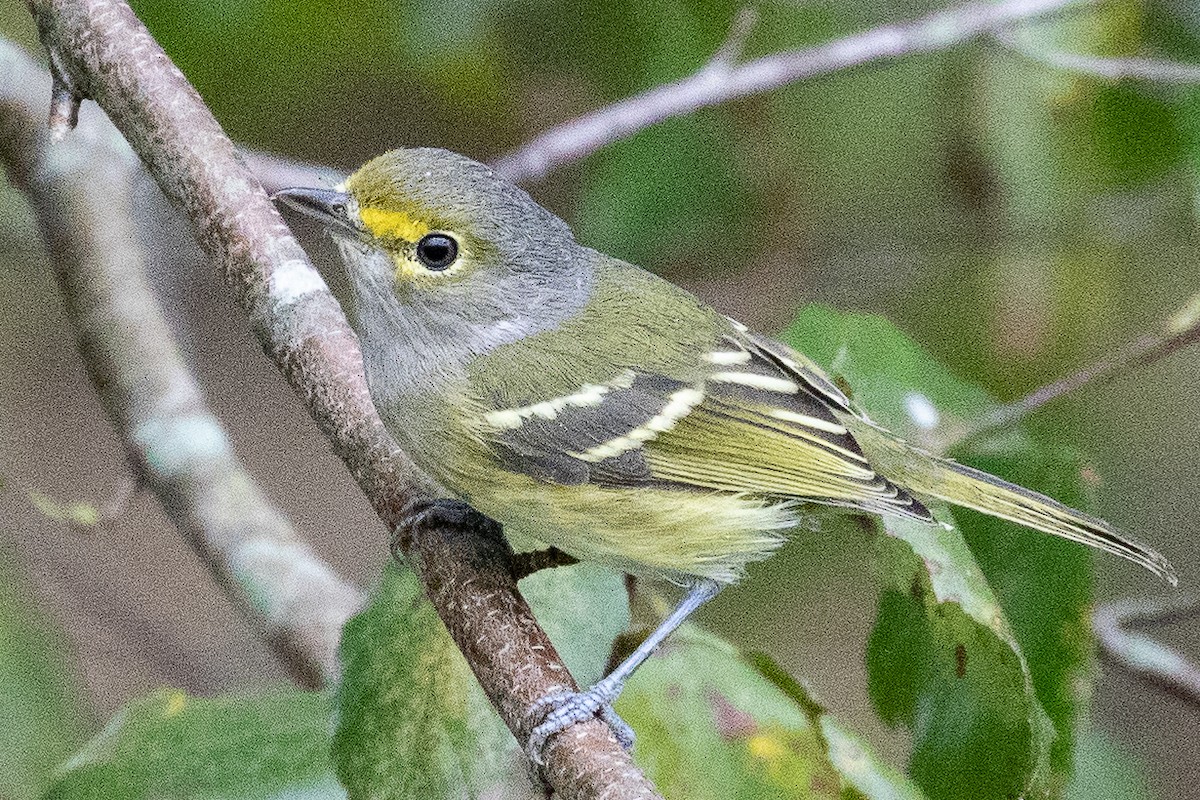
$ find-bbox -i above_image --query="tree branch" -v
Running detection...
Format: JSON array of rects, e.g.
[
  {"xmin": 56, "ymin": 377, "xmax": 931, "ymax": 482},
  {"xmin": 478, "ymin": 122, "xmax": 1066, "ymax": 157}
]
[
  {"xmin": 1094, "ymin": 594, "xmax": 1200, "ymax": 707},
  {"xmin": 952, "ymin": 292, "xmax": 1200, "ymax": 444},
  {"xmin": 511, "ymin": 547, "xmax": 582, "ymax": 581},
  {"xmin": 22, "ymin": 0, "xmax": 655, "ymax": 794},
  {"xmin": 996, "ymin": 27, "xmax": 1200, "ymax": 83},
  {"xmin": 492, "ymin": 0, "xmax": 1089, "ymax": 184},
  {"xmin": 244, "ymin": 147, "xmax": 342, "ymax": 197},
  {"xmin": 0, "ymin": 40, "xmax": 364, "ymax": 689}
]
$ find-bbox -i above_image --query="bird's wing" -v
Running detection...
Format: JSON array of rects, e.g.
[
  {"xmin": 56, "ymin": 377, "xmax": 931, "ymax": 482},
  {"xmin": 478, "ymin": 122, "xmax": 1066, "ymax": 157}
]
[{"xmin": 469, "ymin": 321, "xmax": 931, "ymax": 521}]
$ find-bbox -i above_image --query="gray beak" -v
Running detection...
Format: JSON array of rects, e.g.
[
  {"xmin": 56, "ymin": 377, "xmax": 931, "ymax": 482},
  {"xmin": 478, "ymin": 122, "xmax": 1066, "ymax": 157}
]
[{"xmin": 271, "ymin": 186, "xmax": 357, "ymax": 233}]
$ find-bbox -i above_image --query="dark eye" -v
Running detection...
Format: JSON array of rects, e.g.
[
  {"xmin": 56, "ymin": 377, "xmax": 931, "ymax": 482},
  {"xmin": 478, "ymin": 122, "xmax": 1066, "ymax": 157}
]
[{"xmin": 415, "ymin": 233, "xmax": 459, "ymax": 271}]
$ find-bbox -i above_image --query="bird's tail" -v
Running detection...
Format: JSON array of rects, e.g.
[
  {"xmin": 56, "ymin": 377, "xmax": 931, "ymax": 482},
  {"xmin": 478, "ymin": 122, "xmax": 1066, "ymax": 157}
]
[{"xmin": 841, "ymin": 416, "xmax": 1178, "ymax": 585}]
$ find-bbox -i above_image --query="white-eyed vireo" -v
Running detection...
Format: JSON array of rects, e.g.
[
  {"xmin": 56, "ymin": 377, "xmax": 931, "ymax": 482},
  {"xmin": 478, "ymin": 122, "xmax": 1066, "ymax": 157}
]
[{"xmin": 275, "ymin": 147, "xmax": 1175, "ymax": 759}]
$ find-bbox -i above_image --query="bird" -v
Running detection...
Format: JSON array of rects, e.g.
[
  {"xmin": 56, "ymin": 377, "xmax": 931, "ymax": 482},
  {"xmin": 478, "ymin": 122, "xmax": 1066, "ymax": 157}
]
[{"xmin": 273, "ymin": 146, "xmax": 1176, "ymax": 760}]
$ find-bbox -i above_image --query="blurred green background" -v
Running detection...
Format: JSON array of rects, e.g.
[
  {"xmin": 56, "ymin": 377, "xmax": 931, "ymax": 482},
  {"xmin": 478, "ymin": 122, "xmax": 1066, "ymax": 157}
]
[{"xmin": 2, "ymin": 0, "xmax": 1198, "ymax": 797}]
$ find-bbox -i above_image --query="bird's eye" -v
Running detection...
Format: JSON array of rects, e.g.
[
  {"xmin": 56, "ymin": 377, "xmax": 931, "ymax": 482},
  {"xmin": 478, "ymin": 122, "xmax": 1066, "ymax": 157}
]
[{"xmin": 415, "ymin": 233, "xmax": 459, "ymax": 271}]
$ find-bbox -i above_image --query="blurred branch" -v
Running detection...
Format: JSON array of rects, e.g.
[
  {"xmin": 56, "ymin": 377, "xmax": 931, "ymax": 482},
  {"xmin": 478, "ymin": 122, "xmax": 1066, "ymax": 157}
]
[
  {"xmin": 493, "ymin": 0, "xmax": 1089, "ymax": 184},
  {"xmin": 996, "ymin": 28, "xmax": 1200, "ymax": 83},
  {"xmin": 954, "ymin": 292, "xmax": 1200, "ymax": 443},
  {"xmin": 21, "ymin": 0, "xmax": 655, "ymax": 794},
  {"xmin": 245, "ymin": 147, "xmax": 342, "ymax": 195},
  {"xmin": 1094, "ymin": 594, "xmax": 1200, "ymax": 707},
  {"xmin": 0, "ymin": 40, "xmax": 364, "ymax": 689}
]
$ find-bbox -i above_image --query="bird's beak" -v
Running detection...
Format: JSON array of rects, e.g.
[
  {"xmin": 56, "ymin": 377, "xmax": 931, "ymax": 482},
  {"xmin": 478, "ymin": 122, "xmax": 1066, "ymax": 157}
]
[{"xmin": 271, "ymin": 186, "xmax": 357, "ymax": 234}]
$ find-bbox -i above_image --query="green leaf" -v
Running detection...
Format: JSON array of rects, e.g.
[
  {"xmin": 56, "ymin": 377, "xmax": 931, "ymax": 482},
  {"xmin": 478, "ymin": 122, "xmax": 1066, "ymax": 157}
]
[
  {"xmin": 1065, "ymin": 730, "xmax": 1153, "ymax": 800},
  {"xmin": 784, "ymin": 304, "xmax": 1097, "ymax": 798},
  {"xmin": 868, "ymin": 523, "xmax": 1053, "ymax": 800},
  {"xmin": 954, "ymin": 448, "xmax": 1095, "ymax": 777},
  {"xmin": 333, "ymin": 554, "xmax": 919, "ymax": 798},
  {"xmin": 332, "ymin": 560, "xmax": 627, "ymax": 799},
  {"xmin": 1088, "ymin": 84, "xmax": 1183, "ymax": 188},
  {"xmin": 819, "ymin": 718, "xmax": 927, "ymax": 800},
  {"xmin": 577, "ymin": 114, "xmax": 752, "ymax": 270},
  {"xmin": 618, "ymin": 625, "xmax": 927, "ymax": 800},
  {"xmin": 0, "ymin": 547, "xmax": 89, "ymax": 800},
  {"xmin": 332, "ymin": 564, "xmax": 514, "ymax": 799},
  {"xmin": 783, "ymin": 304, "xmax": 994, "ymax": 431},
  {"xmin": 41, "ymin": 560, "xmax": 626, "ymax": 800},
  {"xmin": 45, "ymin": 688, "xmax": 340, "ymax": 800},
  {"xmin": 522, "ymin": 559, "xmax": 632, "ymax": 687}
]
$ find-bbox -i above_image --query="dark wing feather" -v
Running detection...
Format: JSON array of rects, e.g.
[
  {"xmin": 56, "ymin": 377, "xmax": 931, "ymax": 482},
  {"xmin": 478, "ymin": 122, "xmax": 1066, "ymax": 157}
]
[
  {"xmin": 476, "ymin": 322, "xmax": 931, "ymax": 521},
  {"xmin": 738, "ymin": 328, "xmax": 854, "ymax": 410},
  {"xmin": 486, "ymin": 372, "xmax": 686, "ymax": 486}
]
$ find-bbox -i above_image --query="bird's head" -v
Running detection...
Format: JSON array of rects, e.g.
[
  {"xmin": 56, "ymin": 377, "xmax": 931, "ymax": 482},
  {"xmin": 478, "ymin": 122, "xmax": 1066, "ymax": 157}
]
[
  {"xmin": 274, "ymin": 147, "xmax": 579, "ymax": 296},
  {"xmin": 274, "ymin": 147, "xmax": 595, "ymax": 388}
]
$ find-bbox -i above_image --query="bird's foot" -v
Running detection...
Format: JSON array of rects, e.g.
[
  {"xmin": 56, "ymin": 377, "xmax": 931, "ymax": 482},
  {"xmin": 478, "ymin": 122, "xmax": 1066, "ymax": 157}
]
[
  {"xmin": 392, "ymin": 498, "xmax": 505, "ymax": 561},
  {"xmin": 525, "ymin": 677, "xmax": 635, "ymax": 764}
]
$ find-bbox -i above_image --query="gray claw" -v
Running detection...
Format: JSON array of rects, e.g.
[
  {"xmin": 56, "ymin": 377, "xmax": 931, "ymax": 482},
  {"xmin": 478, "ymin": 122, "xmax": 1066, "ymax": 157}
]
[
  {"xmin": 597, "ymin": 704, "xmax": 636, "ymax": 751},
  {"xmin": 525, "ymin": 683, "xmax": 635, "ymax": 764}
]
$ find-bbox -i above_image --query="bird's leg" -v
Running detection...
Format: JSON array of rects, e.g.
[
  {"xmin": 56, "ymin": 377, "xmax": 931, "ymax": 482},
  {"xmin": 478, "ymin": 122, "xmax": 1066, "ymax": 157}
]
[
  {"xmin": 525, "ymin": 578, "xmax": 722, "ymax": 762},
  {"xmin": 392, "ymin": 498, "xmax": 507, "ymax": 562}
]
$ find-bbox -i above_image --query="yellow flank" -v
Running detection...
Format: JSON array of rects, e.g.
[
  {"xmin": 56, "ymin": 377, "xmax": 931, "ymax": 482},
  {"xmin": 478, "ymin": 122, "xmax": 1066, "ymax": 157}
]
[
  {"xmin": 466, "ymin": 475, "xmax": 795, "ymax": 584},
  {"xmin": 359, "ymin": 206, "xmax": 431, "ymax": 243}
]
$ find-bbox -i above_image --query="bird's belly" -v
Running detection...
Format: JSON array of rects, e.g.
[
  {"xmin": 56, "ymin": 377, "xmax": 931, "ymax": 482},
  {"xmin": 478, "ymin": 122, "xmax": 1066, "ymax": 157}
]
[
  {"xmin": 464, "ymin": 476, "xmax": 797, "ymax": 585},
  {"xmin": 379, "ymin": 395, "xmax": 797, "ymax": 583}
]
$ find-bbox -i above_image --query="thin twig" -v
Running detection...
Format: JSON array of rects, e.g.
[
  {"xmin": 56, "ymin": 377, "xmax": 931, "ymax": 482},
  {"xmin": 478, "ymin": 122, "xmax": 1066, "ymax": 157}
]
[
  {"xmin": 512, "ymin": 547, "xmax": 581, "ymax": 581},
  {"xmin": 95, "ymin": 471, "xmax": 141, "ymax": 523},
  {"xmin": 244, "ymin": 147, "xmax": 343, "ymax": 195},
  {"xmin": 1094, "ymin": 595, "xmax": 1200, "ymax": 706},
  {"xmin": 22, "ymin": 1, "xmax": 656, "ymax": 793},
  {"xmin": 0, "ymin": 40, "xmax": 365, "ymax": 689},
  {"xmin": 40, "ymin": 43, "xmax": 81, "ymax": 139},
  {"xmin": 709, "ymin": 7, "xmax": 758, "ymax": 70},
  {"xmin": 953, "ymin": 293, "xmax": 1200, "ymax": 444},
  {"xmin": 492, "ymin": 0, "xmax": 1088, "ymax": 184},
  {"xmin": 996, "ymin": 28, "xmax": 1200, "ymax": 83}
]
